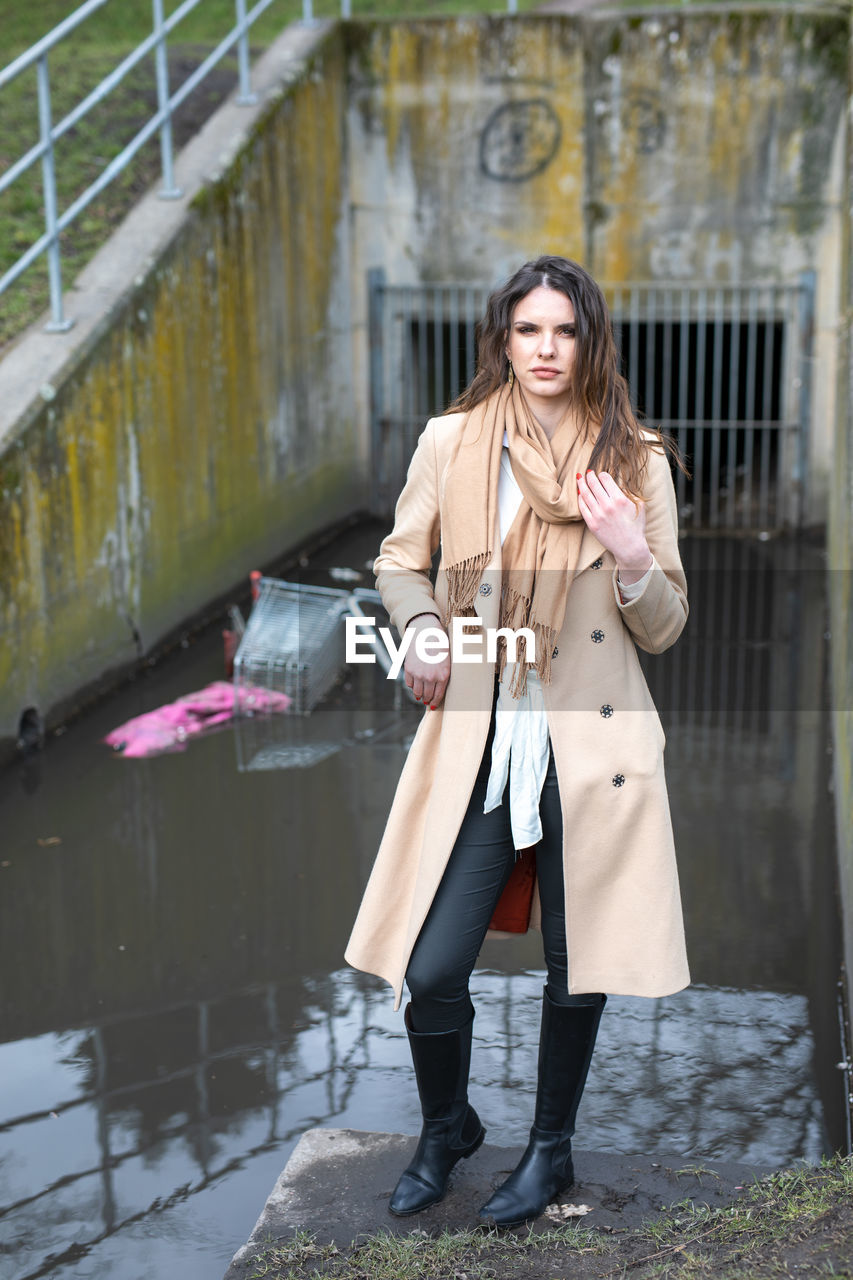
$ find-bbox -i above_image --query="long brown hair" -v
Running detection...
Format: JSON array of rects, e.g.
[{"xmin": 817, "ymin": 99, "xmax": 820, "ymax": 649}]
[{"xmin": 447, "ymin": 256, "xmax": 689, "ymax": 497}]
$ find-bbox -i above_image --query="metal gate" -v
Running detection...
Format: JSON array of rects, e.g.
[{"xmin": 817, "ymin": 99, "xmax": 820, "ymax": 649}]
[{"xmin": 368, "ymin": 270, "xmax": 815, "ymax": 532}]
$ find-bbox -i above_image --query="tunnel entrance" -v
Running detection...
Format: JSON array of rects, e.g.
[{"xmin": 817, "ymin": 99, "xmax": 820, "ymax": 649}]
[{"xmin": 368, "ymin": 274, "xmax": 815, "ymax": 532}]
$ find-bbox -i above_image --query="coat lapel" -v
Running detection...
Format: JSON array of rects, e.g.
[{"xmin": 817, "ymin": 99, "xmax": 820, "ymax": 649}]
[{"xmin": 574, "ymin": 525, "xmax": 607, "ymax": 576}]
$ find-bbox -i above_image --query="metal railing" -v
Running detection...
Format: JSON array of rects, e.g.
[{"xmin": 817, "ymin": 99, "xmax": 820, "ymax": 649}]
[
  {"xmin": 0, "ymin": 0, "xmax": 523, "ymax": 336},
  {"xmin": 0, "ymin": 0, "xmax": 280, "ymax": 331}
]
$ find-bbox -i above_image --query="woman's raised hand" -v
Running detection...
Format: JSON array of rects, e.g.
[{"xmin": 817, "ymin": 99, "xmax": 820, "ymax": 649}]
[
  {"xmin": 576, "ymin": 470, "xmax": 654, "ymax": 585},
  {"xmin": 404, "ymin": 614, "xmax": 451, "ymax": 709}
]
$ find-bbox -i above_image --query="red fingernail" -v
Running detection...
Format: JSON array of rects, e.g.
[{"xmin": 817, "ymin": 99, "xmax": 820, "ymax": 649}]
[
  {"xmin": 430, "ymin": 705, "xmax": 437, "ymax": 710},
  {"xmin": 576, "ymin": 473, "xmax": 582, "ymax": 480}
]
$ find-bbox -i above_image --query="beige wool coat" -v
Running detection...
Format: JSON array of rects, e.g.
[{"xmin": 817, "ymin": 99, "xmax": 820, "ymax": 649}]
[{"xmin": 345, "ymin": 412, "xmax": 690, "ymax": 1007}]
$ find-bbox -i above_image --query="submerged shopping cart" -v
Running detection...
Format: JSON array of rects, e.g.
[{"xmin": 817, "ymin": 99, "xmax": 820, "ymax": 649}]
[
  {"xmin": 234, "ymin": 580, "xmax": 352, "ymax": 715},
  {"xmin": 231, "ymin": 576, "xmax": 411, "ymax": 771}
]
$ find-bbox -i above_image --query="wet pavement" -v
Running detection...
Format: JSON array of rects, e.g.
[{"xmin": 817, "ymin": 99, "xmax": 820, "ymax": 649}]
[{"xmin": 0, "ymin": 523, "xmax": 844, "ymax": 1280}]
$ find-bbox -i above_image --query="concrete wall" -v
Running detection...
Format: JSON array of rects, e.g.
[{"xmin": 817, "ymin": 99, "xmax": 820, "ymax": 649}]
[
  {"xmin": 0, "ymin": 24, "xmax": 359, "ymax": 758},
  {"xmin": 345, "ymin": 9, "xmax": 847, "ymax": 525},
  {"xmin": 0, "ymin": 7, "xmax": 848, "ymax": 762}
]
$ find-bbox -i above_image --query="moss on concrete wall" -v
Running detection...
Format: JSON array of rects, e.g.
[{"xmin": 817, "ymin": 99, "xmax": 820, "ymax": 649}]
[
  {"xmin": 345, "ymin": 16, "xmax": 588, "ymax": 288},
  {"xmin": 345, "ymin": 11, "xmax": 845, "ymax": 282},
  {"xmin": 0, "ymin": 26, "xmax": 359, "ymax": 754}
]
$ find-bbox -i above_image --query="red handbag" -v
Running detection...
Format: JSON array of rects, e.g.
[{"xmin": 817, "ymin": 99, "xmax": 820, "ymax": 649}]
[{"xmin": 489, "ymin": 845, "xmax": 537, "ymax": 932}]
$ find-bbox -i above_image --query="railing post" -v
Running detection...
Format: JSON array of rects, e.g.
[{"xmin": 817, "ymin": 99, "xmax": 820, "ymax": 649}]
[
  {"xmin": 37, "ymin": 53, "xmax": 73, "ymax": 332},
  {"xmin": 341, "ymin": 0, "xmax": 352, "ymax": 17},
  {"xmin": 303, "ymin": 0, "xmax": 315, "ymax": 24},
  {"xmin": 507, "ymin": 0, "xmax": 518, "ymax": 13},
  {"xmin": 152, "ymin": 0, "xmax": 182, "ymax": 198},
  {"xmin": 235, "ymin": 0, "xmax": 258, "ymax": 105}
]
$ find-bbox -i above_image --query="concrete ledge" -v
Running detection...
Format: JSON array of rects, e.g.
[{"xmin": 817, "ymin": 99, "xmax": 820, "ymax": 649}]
[{"xmin": 224, "ymin": 1127, "xmax": 774, "ymax": 1279}]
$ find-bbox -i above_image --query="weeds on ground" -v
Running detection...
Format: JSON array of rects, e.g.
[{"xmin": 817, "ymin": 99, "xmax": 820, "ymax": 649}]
[
  {"xmin": 248, "ymin": 1221, "xmax": 611, "ymax": 1279},
  {"xmin": 628, "ymin": 1154, "xmax": 853, "ymax": 1278}
]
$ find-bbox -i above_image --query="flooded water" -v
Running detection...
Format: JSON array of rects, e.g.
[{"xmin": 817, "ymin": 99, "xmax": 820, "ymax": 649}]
[{"xmin": 0, "ymin": 522, "xmax": 845, "ymax": 1280}]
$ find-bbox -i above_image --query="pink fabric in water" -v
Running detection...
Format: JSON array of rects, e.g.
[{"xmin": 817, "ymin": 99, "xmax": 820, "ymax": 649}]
[{"xmin": 104, "ymin": 681, "xmax": 291, "ymax": 758}]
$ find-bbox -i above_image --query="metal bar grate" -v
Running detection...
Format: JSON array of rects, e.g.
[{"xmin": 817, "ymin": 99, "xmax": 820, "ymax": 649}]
[{"xmin": 368, "ymin": 277, "xmax": 814, "ymax": 533}]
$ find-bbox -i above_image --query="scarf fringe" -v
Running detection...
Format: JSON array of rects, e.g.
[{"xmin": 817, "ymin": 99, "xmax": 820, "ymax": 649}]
[
  {"xmin": 496, "ymin": 588, "xmax": 555, "ymax": 698},
  {"xmin": 443, "ymin": 552, "xmax": 492, "ymax": 627}
]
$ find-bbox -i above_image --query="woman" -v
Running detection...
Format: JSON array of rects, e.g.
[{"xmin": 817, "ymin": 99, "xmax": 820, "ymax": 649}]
[{"xmin": 345, "ymin": 256, "xmax": 690, "ymax": 1227}]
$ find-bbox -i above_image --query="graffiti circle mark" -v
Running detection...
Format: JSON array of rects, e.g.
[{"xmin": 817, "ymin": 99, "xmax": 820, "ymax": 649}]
[{"xmin": 479, "ymin": 99, "xmax": 562, "ymax": 183}]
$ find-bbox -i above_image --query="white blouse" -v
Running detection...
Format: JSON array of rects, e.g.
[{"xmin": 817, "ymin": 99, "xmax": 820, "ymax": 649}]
[{"xmin": 482, "ymin": 433, "xmax": 652, "ymax": 850}]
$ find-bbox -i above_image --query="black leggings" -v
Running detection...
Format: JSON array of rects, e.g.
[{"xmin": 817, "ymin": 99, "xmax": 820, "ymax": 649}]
[{"xmin": 405, "ymin": 696, "xmax": 604, "ymax": 1033}]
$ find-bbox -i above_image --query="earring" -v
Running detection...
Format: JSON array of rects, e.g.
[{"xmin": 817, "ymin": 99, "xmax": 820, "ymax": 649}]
[{"xmin": 507, "ymin": 359, "xmax": 514, "ymax": 389}]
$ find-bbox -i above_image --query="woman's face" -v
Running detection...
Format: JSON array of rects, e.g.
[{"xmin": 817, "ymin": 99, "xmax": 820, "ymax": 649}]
[{"xmin": 505, "ymin": 285, "xmax": 576, "ymax": 411}]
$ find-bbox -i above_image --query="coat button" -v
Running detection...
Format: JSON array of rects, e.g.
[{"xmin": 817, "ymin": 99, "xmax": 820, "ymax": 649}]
[
  {"xmin": 591, "ymin": 557, "xmax": 603, "ymax": 570},
  {"xmin": 600, "ymin": 704, "xmax": 613, "ymax": 718},
  {"xmin": 552, "ymin": 646, "xmax": 559, "ymax": 659},
  {"xmin": 591, "ymin": 629, "xmax": 605, "ymax": 643},
  {"xmin": 479, "ymin": 583, "xmax": 492, "ymax": 597},
  {"xmin": 612, "ymin": 773, "xmax": 625, "ymax": 787}
]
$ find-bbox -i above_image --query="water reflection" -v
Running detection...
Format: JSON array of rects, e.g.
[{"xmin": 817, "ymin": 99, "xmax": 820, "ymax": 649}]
[
  {"xmin": 0, "ymin": 970, "xmax": 826, "ymax": 1279},
  {"xmin": 0, "ymin": 530, "xmax": 843, "ymax": 1280}
]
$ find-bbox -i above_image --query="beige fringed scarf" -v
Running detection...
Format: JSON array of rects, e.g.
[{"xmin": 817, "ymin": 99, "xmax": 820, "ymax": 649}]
[{"xmin": 441, "ymin": 382, "xmax": 595, "ymax": 696}]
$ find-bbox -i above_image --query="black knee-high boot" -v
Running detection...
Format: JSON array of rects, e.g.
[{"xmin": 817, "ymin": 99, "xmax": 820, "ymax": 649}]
[
  {"xmin": 389, "ymin": 1004, "xmax": 486, "ymax": 1215},
  {"xmin": 479, "ymin": 988, "xmax": 605, "ymax": 1227}
]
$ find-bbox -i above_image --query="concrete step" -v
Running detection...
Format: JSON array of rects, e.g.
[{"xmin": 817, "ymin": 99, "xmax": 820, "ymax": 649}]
[{"xmin": 224, "ymin": 1127, "xmax": 774, "ymax": 1279}]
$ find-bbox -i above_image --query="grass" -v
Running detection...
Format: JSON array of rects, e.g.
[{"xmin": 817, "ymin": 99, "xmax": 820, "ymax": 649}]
[
  {"xmin": 242, "ymin": 1155, "xmax": 853, "ymax": 1280},
  {"xmin": 628, "ymin": 1155, "xmax": 853, "ymax": 1278},
  {"xmin": 247, "ymin": 1221, "xmax": 612, "ymax": 1278},
  {"xmin": 0, "ymin": 1, "xmax": 295, "ymax": 349},
  {"xmin": 0, "ymin": 1, "xmax": 293, "ymax": 57}
]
